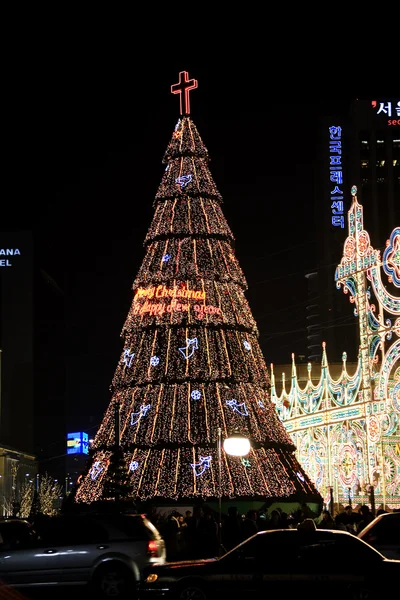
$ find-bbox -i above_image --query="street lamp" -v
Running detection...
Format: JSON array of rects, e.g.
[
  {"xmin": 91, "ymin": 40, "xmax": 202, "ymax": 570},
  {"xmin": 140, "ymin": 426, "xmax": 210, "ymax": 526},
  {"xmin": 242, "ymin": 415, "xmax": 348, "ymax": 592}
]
[{"xmin": 217, "ymin": 428, "xmax": 251, "ymax": 556}]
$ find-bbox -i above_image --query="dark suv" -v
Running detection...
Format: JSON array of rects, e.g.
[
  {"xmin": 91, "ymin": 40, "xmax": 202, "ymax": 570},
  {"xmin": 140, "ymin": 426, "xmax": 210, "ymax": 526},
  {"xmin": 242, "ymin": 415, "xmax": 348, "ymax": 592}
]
[{"xmin": 0, "ymin": 513, "xmax": 166, "ymax": 597}]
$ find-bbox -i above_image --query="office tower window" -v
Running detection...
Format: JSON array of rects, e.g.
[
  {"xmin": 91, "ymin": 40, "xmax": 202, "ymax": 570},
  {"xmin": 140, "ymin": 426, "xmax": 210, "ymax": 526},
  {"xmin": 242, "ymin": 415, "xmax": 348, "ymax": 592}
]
[{"xmin": 361, "ymin": 160, "xmax": 369, "ymax": 168}]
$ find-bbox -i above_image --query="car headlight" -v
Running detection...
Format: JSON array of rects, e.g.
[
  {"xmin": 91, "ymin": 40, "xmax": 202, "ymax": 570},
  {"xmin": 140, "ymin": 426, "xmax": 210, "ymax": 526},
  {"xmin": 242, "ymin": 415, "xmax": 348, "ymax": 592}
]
[{"xmin": 145, "ymin": 573, "xmax": 159, "ymax": 583}]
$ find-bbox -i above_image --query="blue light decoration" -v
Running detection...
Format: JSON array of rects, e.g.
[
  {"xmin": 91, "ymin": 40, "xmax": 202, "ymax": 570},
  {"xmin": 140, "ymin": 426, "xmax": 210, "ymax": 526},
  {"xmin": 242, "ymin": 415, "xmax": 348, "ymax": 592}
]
[
  {"xmin": 382, "ymin": 226, "xmax": 400, "ymax": 287},
  {"xmin": 123, "ymin": 349, "xmax": 135, "ymax": 367},
  {"xmin": 329, "ymin": 125, "xmax": 345, "ymax": 228},
  {"xmin": 243, "ymin": 340, "xmax": 251, "ymax": 351},
  {"xmin": 241, "ymin": 458, "xmax": 251, "ymax": 467},
  {"xmin": 150, "ymin": 355, "xmax": 160, "ymax": 366},
  {"xmin": 297, "ymin": 471, "xmax": 305, "ymax": 482},
  {"xmin": 129, "ymin": 460, "xmax": 139, "ymax": 472},
  {"xmin": 226, "ymin": 398, "xmax": 249, "ymax": 416},
  {"xmin": 191, "ymin": 389, "xmax": 201, "ymax": 400},
  {"xmin": 130, "ymin": 404, "xmax": 151, "ymax": 426},
  {"xmin": 191, "ymin": 455, "xmax": 212, "ymax": 477},
  {"xmin": 67, "ymin": 431, "xmax": 89, "ymax": 455},
  {"xmin": 176, "ymin": 174, "xmax": 192, "ymax": 188},
  {"xmin": 178, "ymin": 337, "xmax": 198, "ymax": 359},
  {"xmin": 392, "ymin": 382, "xmax": 400, "ymax": 413},
  {"xmin": 162, "ymin": 254, "xmax": 171, "ymax": 262},
  {"xmin": 165, "ymin": 164, "xmax": 169, "ymax": 172},
  {"xmin": 258, "ymin": 400, "xmax": 265, "ymax": 409},
  {"xmin": 90, "ymin": 461, "xmax": 103, "ymax": 481}
]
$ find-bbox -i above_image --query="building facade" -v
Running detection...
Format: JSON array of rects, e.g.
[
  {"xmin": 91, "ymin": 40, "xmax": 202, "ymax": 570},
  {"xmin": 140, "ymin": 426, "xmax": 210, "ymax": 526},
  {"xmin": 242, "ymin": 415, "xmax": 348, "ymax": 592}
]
[
  {"xmin": 273, "ymin": 189, "xmax": 400, "ymax": 512},
  {"xmin": 309, "ymin": 98, "xmax": 400, "ymax": 363},
  {"xmin": 0, "ymin": 231, "xmax": 34, "ymax": 454}
]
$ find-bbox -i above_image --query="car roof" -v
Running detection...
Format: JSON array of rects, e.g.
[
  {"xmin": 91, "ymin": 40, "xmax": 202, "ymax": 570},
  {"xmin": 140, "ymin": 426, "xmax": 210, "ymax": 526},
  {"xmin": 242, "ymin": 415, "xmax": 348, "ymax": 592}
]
[
  {"xmin": 358, "ymin": 512, "xmax": 400, "ymax": 535},
  {"xmin": 0, "ymin": 518, "xmax": 30, "ymax": 524},
  {"xmin": 228, "ymin": 527, "xmax": 357, "ymax": 549}
]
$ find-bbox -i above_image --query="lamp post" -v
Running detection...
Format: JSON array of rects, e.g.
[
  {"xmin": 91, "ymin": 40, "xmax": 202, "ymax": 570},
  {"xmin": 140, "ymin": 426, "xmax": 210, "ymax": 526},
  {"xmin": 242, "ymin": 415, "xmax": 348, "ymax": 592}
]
[{"xmin": 217, "ymin": 428, "xmax": 251, "ymax": 556}]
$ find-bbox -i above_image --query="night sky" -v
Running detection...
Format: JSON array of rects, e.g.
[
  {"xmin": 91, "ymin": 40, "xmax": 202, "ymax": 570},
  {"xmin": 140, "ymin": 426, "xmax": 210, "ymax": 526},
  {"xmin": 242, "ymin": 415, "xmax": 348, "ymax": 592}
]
[{"xmin": 3, "ymin": 55, "xmax": 383, "ymax": 464}]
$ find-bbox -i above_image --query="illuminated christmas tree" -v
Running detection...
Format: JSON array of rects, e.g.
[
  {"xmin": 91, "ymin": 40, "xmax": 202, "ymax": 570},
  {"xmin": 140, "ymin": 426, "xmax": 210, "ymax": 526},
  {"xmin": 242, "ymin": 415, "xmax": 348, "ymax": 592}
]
[{"xmin": 75, "ymin": 72, "xmax": 321, "ymax": 509}]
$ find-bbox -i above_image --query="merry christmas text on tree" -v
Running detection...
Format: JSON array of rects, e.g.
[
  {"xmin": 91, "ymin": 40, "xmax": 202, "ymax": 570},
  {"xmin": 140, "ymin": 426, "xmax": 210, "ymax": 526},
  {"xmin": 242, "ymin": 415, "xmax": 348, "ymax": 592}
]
[{"xmin": 134, "ymin": 284, "xmax": 206, "ymax": 301}]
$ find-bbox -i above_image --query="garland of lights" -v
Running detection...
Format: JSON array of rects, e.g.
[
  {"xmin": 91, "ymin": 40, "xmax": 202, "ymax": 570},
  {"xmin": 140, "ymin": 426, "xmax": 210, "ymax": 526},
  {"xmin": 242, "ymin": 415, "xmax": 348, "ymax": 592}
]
[
  {"xmin": 272, "ymin": 188, "xmax": 400, "ymax": 509},
  {"xmin": 75, "ymin": 110, "xmax": 320, "ymax": 505}
]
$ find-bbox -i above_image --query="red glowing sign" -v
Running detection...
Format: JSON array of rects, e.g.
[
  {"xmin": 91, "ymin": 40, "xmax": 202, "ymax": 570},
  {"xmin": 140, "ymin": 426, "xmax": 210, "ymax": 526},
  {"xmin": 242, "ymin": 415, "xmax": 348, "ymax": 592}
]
[
  {"xmin": 133, "ymin": 285, "xmax": 221, "ymax": 319},
  {"xmin": 171, "ymin": 71, "xmax": 198, "ymax": 115}
]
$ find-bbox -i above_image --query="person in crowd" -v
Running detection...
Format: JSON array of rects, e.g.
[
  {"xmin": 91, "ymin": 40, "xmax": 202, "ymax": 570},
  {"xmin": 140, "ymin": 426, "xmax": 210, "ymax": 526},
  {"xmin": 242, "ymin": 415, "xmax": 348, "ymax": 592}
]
[
  {"xmin": 222, "ymin": 506, "xmax": 242, "ymax": 551},
  {"xmin": 184, "ymin": 510, "xmax": 192, "ymax": 523},
  {"xmin": 317, "ymin": 509, "xmax": 335, "ymax": 529},
  {"xmin": 265, "ymin": 509, "xmax": 282, "ymax": 530},
  {"xmin": 185, "ymin": 505, "xmax": 208, "ymax": 559},
  {"xmin": 202, "ymin": 509, "xmax": 219, "ymax": 557},
  {"xmin": 336, "ymin": 505, "xmax": 360, "ymax": 533},
  {"xmin": 240, "ymin": 509, "xmax": 259, "ymax": 541},
  {"xmin": 164, "ymin": 511, "xmax": 181, "ymax": 561},
  {"xmin": 356, "ymin": 505, "xmax": 374, "ymax": 533}
]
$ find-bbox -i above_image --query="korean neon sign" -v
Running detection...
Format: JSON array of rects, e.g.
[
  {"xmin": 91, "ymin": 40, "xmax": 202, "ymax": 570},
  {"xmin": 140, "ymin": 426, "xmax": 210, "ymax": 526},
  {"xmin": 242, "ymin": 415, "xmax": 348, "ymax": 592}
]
[
  {"xmin": 329, "ymin": 126, "xmax": 344, "ymax": 229},
  {"xmin": 371, "ymin": 100, "xmax": 400, "ymax": 126}
]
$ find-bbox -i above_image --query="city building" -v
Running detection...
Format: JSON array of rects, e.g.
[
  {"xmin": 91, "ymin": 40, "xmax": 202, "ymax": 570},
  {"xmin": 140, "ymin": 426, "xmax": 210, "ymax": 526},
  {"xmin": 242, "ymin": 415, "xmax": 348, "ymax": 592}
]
[
  {"xmin": 309, "ymin": 97, "xmax": 400, "ymax": 363},
  {"xmin": 0, "ymin": 231, "xmax": 34, "ymax": 454},
  {"xmin": 274, "ymin": 188, "xmax": 400, "ymax": 512},
  {"xmin": 0, "ymin": 231, "xmax": 37, "ymax": 514}
]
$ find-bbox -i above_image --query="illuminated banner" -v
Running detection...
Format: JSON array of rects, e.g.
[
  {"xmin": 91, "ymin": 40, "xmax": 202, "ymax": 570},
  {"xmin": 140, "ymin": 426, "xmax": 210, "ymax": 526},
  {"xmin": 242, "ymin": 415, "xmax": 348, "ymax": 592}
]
[
  {"xmin": 67, "ymin": 432, "xmax": 89, "ymax": 455},
  {"xmin": 329, "ymin": 126, "xmax": 344, "ymax": 228},
  {"xmin": 134, "ymin": 285, "xmax": 206, "ymax": 301},
  {"xmin": 371, "ymin": 100, "xmax": 400, "ymax": 126},
  {"xmin": 0, "ymin": 248, "xmax": 21, "ymax": 267},
  {"xmin": 133, "ymin": 285, "xmax": 221, "ymax": 319},
  {"xmin": 132, "ymin": 298, "xmax": 221, "ymax": 318}
]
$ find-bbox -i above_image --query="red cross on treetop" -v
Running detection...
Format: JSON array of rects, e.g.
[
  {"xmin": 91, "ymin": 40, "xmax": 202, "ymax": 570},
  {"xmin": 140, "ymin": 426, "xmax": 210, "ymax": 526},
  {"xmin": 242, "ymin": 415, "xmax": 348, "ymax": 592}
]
[{"xmin": 171, "ymin": 71, "xmax": 198, "ymax": 115}]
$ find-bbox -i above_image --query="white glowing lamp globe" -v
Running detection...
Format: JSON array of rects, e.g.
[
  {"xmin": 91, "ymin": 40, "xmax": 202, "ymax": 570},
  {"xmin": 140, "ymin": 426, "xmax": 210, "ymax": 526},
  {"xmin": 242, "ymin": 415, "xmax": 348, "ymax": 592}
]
[{"xmin": 223, "ymin": 434, "xmax": 251, "ymax": 457}]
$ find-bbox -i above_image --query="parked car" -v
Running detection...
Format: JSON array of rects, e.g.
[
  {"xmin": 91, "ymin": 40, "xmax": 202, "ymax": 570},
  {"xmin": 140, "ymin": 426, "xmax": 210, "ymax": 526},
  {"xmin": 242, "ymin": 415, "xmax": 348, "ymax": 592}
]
[
  {"xmin": 0, "ymin": 512, "xmax": 166, "ymax": 598},
  {"xmin": 139, "ymin": 527, "xmax": 399, "ymax": 600},
  {"xmin": 358, "ymin": 511, "xmax": 400, "ymax": 560}
]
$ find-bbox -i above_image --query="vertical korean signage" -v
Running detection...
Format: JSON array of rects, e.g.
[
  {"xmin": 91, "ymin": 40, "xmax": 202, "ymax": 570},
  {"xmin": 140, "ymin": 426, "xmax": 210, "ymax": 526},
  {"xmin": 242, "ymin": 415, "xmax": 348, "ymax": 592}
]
[{"xmin": 329, "ymin": 125, "xmax": 344, "ymax": 228}]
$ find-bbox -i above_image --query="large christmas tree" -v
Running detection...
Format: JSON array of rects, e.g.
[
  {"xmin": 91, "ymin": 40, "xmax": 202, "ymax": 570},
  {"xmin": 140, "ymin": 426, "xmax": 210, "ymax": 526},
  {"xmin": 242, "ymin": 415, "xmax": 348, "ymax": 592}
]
[{"xmin": 75, "ymin": 72, "xmax": 321, "ymax": 509}]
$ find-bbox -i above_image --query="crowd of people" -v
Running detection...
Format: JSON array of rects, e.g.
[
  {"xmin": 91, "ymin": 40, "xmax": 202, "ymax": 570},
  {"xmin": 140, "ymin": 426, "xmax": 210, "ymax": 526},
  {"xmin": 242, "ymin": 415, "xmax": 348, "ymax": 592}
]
[{"xmin": 150, "ymin": 503, "xmax": 385, "ymax": 561}]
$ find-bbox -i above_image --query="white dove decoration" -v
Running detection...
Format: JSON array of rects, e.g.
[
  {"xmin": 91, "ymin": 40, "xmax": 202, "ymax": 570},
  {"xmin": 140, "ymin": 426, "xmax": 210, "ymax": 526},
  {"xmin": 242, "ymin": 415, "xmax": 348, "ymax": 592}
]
[
  {"xmin": 191, "ymin": 455, "xmax": 212, "ymax": 477},
  {"xmin": 226, "ymin": 398, "xmax": 249, "ymax": 416},
  {"xmin": 176, "ymin": 174, "xmax": 192, "ymax": 188},
  {"xmin": 178, "ymin": 337, "xmax": 199, "ymax": 360},
  {"xmin": 90, "ymin": 461, "xmax": 103, "ymax": 481},
  {"xmin": 130, "ymin": 404, "xmax": 151, "ymax": 426}
]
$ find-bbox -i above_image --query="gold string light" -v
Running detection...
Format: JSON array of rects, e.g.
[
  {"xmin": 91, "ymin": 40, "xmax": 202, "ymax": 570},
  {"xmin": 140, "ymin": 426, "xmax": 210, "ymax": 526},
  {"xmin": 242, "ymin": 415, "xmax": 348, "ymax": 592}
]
[{"xmin": 75, "ymin": 116, "xmax": 319, "ymax": 505}]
